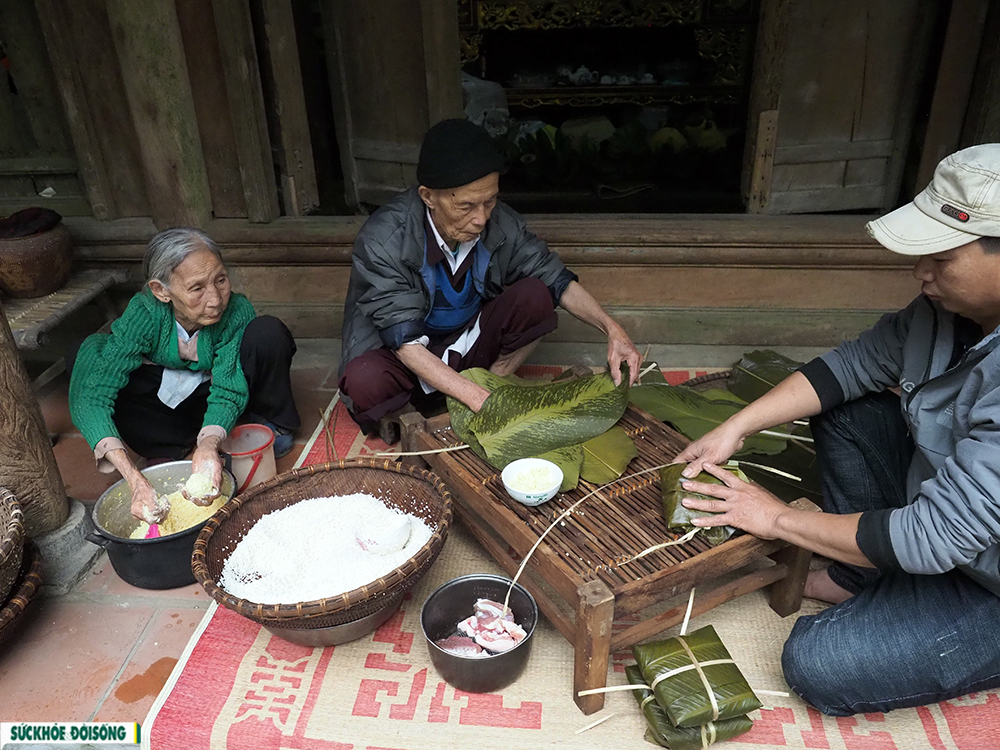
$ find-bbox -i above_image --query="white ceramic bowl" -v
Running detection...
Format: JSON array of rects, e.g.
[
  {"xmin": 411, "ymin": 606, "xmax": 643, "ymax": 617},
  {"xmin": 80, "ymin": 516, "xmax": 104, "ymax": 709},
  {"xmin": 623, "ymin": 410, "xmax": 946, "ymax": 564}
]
[{"xmin": 501, "ymin": 458, "xmax": 563, "ymax": 506}]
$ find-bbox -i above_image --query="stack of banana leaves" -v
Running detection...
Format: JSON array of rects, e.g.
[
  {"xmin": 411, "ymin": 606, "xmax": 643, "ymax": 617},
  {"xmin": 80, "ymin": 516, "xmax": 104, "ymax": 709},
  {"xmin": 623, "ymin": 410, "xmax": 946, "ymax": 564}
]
[
  {"xmin": 630, "ymin": 350, "xmax": 822, "ymax": 509},
  {"xmin": 625, "ymin": 625, "xmax": 760, "ymax": 748},
  {"xmin": 447, "ymin": 365, "xmax": 638, "ymax": 491}
]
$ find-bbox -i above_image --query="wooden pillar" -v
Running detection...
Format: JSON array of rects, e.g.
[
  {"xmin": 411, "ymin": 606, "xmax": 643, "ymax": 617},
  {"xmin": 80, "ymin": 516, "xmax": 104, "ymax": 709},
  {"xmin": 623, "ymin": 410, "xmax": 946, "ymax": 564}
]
[
  {"xmin": 257, "ymin": 0, "xmax": 320, "ymax": 216},
  {"xmin": 0, "ymin": 302, "xmax": 68, "ymax": 537},
  {"xmin": 211, "ymin": 0, "xmax": 281, "ymax": 223},
  {"xmin": 105, "ymin": 0, "xmax": 213, "ymax": 228}
]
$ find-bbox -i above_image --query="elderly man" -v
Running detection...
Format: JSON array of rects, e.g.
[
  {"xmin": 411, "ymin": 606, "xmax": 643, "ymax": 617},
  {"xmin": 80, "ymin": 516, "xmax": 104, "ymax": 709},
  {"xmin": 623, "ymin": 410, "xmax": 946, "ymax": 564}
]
[
  {"xmin": 339, "ymin": 118, "xmax": 642, "ymax": 435},
  {"xmin": 676, "ymin": 144, "xmax": 1000, "ymax": 715}
]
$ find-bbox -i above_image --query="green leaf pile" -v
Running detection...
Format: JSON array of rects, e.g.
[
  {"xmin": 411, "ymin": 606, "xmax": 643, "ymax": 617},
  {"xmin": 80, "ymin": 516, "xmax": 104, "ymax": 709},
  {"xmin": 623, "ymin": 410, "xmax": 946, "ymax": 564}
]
[
  {"xmin": 727, "ymin": 350, "xmax": 803, "ymax": 403},
  {"xmin": 448, "ymin": 365, "xmax": 635, "ymax": 489},
  {"xmin": 629, "ymin": 383, "xmax": 786, "ymax": 455}
]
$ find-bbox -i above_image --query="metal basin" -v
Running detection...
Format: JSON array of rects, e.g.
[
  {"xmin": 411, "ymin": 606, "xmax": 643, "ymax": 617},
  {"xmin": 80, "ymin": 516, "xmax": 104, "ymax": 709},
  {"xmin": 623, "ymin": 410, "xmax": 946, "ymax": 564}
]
[
  {"xmin": 88, "ymin": 460, "xmax": 235, "ymax": 589},
  {"xmin": 421, "ymin": 574, "xmax": 537, "ymax": 693}
]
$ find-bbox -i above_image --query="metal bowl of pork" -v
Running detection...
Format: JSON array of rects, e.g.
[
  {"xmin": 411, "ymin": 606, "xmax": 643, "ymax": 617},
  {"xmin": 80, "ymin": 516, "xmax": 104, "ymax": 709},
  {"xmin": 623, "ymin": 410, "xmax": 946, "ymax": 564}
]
[{"xmin": 421, "ymin": 574, "xmax": 537, "ymax": 693}]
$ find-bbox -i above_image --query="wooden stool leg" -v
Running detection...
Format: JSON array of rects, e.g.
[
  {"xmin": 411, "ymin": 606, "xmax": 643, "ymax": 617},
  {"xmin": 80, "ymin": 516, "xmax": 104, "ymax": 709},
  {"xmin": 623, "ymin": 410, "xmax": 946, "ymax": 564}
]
[
  {"xmin": 769, "ymin": 544, "xmax": 812, "ymax": 616},
  {"xmin": 574, "ymin": 579, "xmax": 615, "ymax": 715},
  {"xmin": 399, "ymin": 410, "xmax": 429, "ymax": 469}
]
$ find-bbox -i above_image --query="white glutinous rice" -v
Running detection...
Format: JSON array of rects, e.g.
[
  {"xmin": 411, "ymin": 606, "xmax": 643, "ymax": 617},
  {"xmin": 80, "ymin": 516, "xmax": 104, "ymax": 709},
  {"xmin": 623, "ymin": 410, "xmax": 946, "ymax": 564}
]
[
  {"xmin": 219, "ymin": 493, "xmax": 433, "ymax": 604},
  {"xmin": 510, "ymin": 466, "xmax": 556, "ymax": 493}
]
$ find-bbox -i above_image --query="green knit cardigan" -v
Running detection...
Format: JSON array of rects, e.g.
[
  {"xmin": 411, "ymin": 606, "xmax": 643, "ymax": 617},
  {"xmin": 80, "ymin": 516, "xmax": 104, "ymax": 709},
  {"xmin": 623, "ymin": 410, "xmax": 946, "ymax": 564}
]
[{"xmin": 69, "ymin": 288, "xmax": 256, "ymax": 450}]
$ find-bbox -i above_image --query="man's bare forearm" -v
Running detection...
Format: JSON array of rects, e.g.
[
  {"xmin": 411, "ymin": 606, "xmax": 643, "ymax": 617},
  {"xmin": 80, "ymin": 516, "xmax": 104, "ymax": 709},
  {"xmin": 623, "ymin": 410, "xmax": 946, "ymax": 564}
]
[{"xmin": 395, "ymin": 343, "xmax": 490, "ymax": 411}]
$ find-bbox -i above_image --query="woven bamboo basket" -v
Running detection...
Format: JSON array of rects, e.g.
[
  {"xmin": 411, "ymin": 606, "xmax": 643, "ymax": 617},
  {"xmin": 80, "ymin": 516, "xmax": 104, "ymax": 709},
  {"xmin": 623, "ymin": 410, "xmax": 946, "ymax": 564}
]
[
  {"xmin": 0, "ymin": 541, "xmax": 42, "ymax": 650},
  {"xmin": 0, "ymin": 487, "xmax": 25, "ymax": 605},
  {"xmin": 0, "ymin": 223, "xmax": 73, "ymax": 298},
  {"xmin": 193, "ymin": 458, "xmax": 453, "ymax": 630}
]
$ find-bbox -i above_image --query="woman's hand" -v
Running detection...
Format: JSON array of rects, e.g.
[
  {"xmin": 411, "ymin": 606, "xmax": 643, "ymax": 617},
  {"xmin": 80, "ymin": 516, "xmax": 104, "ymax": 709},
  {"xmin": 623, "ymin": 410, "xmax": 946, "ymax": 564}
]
[
  {"xmin": 675, "ymin": 422, "xmax": 747, "ymax": 478},
  {"xmin": 128, "ymin": 476, "xmax": 167, "ymax": 524},
  {"xmin": 679, "ymin": 463, "xmax": 786, "ymax": 539},
  {"xmin": 190, "ymin": 439, "xmax": 223, "ymax": 505}
]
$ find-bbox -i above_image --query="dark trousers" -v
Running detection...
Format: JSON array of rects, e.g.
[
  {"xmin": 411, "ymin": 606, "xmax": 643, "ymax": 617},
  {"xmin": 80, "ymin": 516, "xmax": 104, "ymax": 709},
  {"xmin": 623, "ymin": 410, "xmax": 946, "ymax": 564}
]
[
  {"xmin": 340, "ymin": 277, "xmax": 557, "ymax": 425},
  {"xmin": 781, "ymin": 392, "xmax": 1000, "ymax": 715},
  {"xmin": 70, "ymin": 315, "xmax": 300, "ymax": 459}
]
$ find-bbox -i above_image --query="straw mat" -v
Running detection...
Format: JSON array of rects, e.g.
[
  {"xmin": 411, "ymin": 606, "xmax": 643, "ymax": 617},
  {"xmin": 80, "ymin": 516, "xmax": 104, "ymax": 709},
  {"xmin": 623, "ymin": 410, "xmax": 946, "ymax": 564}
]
[{"xmin": 143, "ymin": 367, "xmax": 1000, "ymax": 750}]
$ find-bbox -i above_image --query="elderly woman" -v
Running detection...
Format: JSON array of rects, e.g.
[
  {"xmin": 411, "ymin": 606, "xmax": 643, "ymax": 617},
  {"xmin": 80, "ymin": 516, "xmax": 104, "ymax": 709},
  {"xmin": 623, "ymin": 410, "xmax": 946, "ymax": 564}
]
[{"xmin": 69, "ymin": 227, "xmax": 300, "ymax": 522}]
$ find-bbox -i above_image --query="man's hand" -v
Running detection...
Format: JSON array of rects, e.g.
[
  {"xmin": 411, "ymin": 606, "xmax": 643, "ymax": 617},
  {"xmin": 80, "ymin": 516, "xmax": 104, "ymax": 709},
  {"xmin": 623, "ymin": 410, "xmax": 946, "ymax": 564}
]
[
  {"xmin": 607, "ymin": 324, "xmax": 643, "ymax": 386},
  {"xmin": 675, "ymin": 423, "xmax": 748, "ymax": 478},
  {"xmin": 679, "ymin": 463, "xmax": 786, "ymax": 539},
  {"xmin": 557, "ymin": 281, "xmax": 642, "ymax": 386}
]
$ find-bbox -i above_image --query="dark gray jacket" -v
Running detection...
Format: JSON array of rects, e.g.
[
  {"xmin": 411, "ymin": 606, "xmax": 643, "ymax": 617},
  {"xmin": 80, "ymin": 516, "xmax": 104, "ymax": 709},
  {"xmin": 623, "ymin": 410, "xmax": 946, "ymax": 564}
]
[
  {"xmin": 339, "ymin": 187, "xmax": 576, "ymax": 378},
  {"xmin": 805, "ymin": 295, "xmax": 1000, "ymax": 596}
]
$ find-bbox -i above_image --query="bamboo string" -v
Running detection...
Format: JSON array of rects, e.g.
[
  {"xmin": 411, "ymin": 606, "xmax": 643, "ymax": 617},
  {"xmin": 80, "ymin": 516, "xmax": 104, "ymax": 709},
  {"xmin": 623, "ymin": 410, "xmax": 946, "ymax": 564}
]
[
  {"xmin": 574, "ymin": 713, "xmax": 615, "ymax": 734},
  {"xmin": 679, "ymin": 587, "xmax": 696, "ymax": 636},
  {"xmin": 502, "ymin": 460, "xmax": 683, "ymax": 612},
  {"xmin": 318, "ymin": 408, "xmax": 334, "ymax": 461},
  {"xmin": 759, "ymin": 429, "xmax": 814, "ymax": 443},
  {"xmin": 373, "ymin": 444, "xmax": 470, "ymax": 457}
]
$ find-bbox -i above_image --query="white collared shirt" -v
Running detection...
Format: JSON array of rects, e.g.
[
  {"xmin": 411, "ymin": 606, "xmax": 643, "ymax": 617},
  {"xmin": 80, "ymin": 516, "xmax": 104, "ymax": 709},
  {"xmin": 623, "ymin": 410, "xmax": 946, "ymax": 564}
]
[
  {"xmin": 157, "ymin": 320, "xmax": 211, "ymax": 408},
  {"xmin": 425, "ymin": 207, "xmax": 479, "ymax": 275}
]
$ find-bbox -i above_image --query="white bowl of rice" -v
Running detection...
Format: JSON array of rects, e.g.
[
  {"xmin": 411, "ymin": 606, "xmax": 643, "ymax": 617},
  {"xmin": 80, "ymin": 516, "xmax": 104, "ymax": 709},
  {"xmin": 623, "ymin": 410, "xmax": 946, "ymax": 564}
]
[{"xmin": 501, "ymin": 458, "xmax": 562, "ymax": 506}]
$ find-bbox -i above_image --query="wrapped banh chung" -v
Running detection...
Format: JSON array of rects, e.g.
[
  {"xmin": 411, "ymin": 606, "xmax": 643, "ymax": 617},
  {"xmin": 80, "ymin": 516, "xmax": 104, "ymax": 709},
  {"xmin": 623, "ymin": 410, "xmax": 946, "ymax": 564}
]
[
  {"xmin": 660, "ymin": 463, "xmax": 748, "ymax": 546},
  {"xmin": 631, "ymin": 625, "xmax": 762, "ymax": 728},
  {"xmin": 624, "ymin": 665, "xmax": 753, "ymax": 749}
]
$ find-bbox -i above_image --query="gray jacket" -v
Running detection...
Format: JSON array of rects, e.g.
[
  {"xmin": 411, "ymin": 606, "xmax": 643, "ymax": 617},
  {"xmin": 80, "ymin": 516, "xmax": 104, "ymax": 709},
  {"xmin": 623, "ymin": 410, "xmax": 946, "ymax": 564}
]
[
  {"xmin": 339, "ymin": 187, "xmax": 576, "ymax": 378},
  {"xmin": 814, "ymin": 295, "xmax": 1000, "ymax": 595}
]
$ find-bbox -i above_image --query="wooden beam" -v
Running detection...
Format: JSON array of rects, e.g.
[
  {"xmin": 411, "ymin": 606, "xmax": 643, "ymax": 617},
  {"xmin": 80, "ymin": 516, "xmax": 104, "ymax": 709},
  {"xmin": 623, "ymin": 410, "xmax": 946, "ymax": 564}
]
[
  {"xmin": 32, "ymin": 0, "xmax": 115, "ymax": 219},
  {"xmin": 748, "ymin": 109, "xmax": 778, "ymax": 214},
  {"xmin": 256, "ymin": 0, "xmax": 320, "ymax": 216},
  {"xmin": 419, "ymin": 0, "xmax": 463, "ymax": 123},
  {"xmin": 960, "ymin": 0, "xmax": 1000, "ymax": 144},
  {"xmin": 210, "ymin": 0, "xmax": 281, "ymax": 223},
  {"xmin": 175, "ymin": 0, "xmax": 249, "ymax": 219},
  {"xmin": 915, "ymin": 0, "xmax": 990, "ymax": 190},
  {"xmin": 741, "ymin": 0, "xmax": 790, "ymax": 202},
  {"xmin": 105, "ymin": 0, "xmax": 212, "ymax": 227},
  {"xmin": 319, "ymin": 0, "xmax": 362, "ymax": 209},
  {"xmin": 0, "ymin": 1, "xmax": 72, "ymax": 154}
]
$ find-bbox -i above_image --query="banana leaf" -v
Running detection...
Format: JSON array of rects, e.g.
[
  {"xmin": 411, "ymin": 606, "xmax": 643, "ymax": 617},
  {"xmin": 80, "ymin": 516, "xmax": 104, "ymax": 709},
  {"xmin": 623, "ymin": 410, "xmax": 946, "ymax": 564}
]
[
  {"xmin": 727, "ymin": 350, "xmax": 803, "ymax": 403},
  {"xmin": 632, "ymin": 625, "xmax": 762, "ymax": 728},
  {"xmin": 537, "ymin": 443, "xmax": 583, "ymax": 492},
  {"xmin": 660, "ymin": 463, "xmax": 746, "ymax": 546},
  {"xmin": 639, "ymin": 360, "xmax": 667, "ymax": 384},
  {"xmin": 695, "ymin": 387, "xmax": 747, "ymax": 406},
  {"xmin": 629, "ymin": 384, "xmax": 786, "ymax": 455},
  {"xmin": 449, "ymin": 364, "xmax": 631, "ymax": 470},
  {"xmin": 624, "ymin": 665, "xmax": 753, "ymax": 749},
  {"xmin": 580, "ymin": 426, "xmax": 638, "ymax": 485},
  {"xmin": 735, "ymin": 444, "xmax": 824, "ymax": 506}
]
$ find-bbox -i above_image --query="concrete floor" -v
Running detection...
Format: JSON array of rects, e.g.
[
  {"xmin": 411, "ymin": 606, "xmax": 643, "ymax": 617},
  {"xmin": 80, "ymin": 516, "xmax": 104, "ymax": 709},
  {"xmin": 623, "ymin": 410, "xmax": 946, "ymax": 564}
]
[{"xmin": 0, "ymin": 338, "xmax": 824, "ymax": 725}]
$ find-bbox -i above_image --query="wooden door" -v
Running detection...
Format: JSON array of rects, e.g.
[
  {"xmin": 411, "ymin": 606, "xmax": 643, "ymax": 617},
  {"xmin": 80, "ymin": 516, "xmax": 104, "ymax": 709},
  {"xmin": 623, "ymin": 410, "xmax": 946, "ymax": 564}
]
[
  {"xmin": 747, "ymin": 0, "xmax": 939, "ymax": 214},
  {"xmin": 320, "ymin": 0, "xmax": 463, "ymax": 209}
]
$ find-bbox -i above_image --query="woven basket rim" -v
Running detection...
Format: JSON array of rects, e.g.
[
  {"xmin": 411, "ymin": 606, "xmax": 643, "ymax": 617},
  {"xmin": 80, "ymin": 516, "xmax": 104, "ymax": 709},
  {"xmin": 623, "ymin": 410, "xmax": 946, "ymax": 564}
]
[
  {"xmin": 0, "ymin": 540, "xmax": 42, "ymax": 634},
  {"xmin": 678, "ymin": 370, "xmax": 732, "ymax": 388},
  {"xmin": 0, "ymin": 488, "xmax": 25, "ymax": 568},
  {"xmin": 192, "ymin": 458, "xmax": 453, "ymax": 622}
]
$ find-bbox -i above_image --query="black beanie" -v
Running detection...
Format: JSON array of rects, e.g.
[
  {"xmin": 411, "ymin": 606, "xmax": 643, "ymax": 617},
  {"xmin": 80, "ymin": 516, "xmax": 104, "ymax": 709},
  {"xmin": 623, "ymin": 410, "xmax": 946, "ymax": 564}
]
[{"xmin": 417, "ymin": 119, "xmax": 504, "ymax": 189}]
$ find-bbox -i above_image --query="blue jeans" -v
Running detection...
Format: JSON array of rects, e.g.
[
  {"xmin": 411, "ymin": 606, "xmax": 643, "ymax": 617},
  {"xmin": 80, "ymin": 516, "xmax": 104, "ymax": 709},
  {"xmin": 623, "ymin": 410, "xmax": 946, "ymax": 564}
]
[{"xmin": 781, "ymin": 393, "xmax": 1000, "ymax": 715}]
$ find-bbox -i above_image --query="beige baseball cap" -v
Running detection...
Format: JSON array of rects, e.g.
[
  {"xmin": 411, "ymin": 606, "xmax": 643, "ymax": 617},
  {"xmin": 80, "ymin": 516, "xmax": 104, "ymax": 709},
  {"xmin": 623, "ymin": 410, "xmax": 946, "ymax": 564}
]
[{"xmin": 867, "ymin": 143, "xmax": 1000, "ymax": 255}]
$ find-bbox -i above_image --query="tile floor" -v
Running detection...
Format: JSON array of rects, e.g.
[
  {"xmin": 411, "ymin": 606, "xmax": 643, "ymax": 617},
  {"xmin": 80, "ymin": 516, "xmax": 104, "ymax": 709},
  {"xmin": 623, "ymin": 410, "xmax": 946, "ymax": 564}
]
[{"xmin": 0, "ymin": 340, "xmax": 341, "ymax": 725}]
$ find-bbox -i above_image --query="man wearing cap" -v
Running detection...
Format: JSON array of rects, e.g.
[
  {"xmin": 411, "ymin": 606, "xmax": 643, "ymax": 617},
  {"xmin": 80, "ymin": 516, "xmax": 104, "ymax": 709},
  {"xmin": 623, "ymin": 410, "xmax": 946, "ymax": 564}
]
[
  {"xmin": 339, "ymin": 119, "xmax": 642, "ymax": 434},
  {"xmin": 675, "ymin": 144, "xmax": 1000, "ymax": 715}
]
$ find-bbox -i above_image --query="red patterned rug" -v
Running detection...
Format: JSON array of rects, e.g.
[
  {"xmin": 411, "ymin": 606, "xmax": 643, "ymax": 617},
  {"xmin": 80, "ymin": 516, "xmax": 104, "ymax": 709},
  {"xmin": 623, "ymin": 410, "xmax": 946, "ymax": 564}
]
[{"xmin": 142, "ymin": 366, "xmax": 1000, "ymax": 750}]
